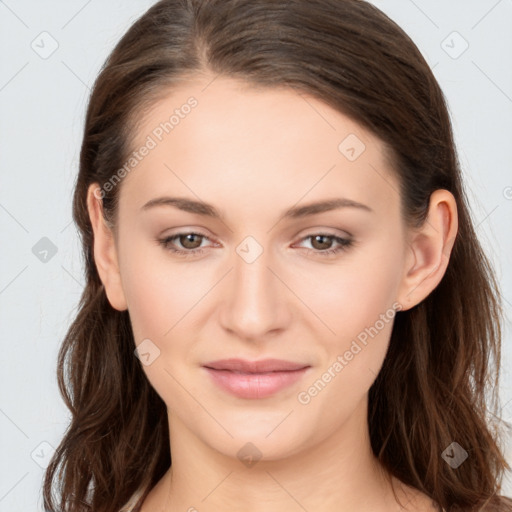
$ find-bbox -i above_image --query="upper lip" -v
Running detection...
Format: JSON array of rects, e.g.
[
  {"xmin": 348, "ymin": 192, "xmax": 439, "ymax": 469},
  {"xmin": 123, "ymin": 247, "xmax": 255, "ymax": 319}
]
[{"xmin": 203, "ymin": 358, "xmax": 310, "ymax": 373}]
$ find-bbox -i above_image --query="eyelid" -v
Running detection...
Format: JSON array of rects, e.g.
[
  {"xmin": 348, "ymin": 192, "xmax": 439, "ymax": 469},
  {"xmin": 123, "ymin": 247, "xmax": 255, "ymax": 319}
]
[
  {"xmin": 159, "ymin": 227, "xmax": 215, "ymax": 242},
  {"xmin": 296, "ymin": 227, "xmax": 353, "ymax": 239}
]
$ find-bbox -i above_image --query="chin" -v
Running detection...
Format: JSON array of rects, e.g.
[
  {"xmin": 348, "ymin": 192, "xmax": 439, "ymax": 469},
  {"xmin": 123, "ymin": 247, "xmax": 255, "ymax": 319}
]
[{"xmin": 203, "ymin": 414, "xmax": 310, "ymax": 461}]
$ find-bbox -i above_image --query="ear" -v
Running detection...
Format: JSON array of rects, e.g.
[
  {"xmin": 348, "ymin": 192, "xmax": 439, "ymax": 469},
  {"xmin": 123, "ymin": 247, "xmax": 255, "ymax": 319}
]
[
  {"xmin": 86, "ymin": 183, "xmax": 128, "ymax": 311},
  {"xmin": 397, "ymin": 189, "xmax": 458, "ymax": 311}
]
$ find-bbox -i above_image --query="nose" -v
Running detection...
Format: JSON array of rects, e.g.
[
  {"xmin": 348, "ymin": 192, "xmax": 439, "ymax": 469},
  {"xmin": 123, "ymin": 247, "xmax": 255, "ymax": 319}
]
[{"xmin": 219, "ymin": 241, "xmax": 292, "ymax": 342}]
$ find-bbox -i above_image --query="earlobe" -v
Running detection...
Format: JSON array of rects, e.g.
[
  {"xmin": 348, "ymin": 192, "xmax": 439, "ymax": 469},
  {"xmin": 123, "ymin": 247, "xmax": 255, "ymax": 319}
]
[
  {"xmin": 397, "ymin": 189, "xmax": 458, "ymax": 310},
  {"xmin": 86, "ymin": 183, "xmax": 128, "ymax": 311}
]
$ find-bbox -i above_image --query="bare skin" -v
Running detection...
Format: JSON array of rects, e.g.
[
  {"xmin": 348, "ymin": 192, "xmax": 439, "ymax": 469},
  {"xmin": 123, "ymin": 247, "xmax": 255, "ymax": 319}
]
[{"xmin": 87, "ymin": 74, "xmax": 456, "ymax": 511}]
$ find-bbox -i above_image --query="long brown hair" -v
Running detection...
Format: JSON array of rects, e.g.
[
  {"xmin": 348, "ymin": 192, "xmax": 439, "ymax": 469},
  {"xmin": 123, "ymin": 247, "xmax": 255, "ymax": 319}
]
[{"xmin": 43, "ymin": 1, "xmax": 512, "ymax": 510}]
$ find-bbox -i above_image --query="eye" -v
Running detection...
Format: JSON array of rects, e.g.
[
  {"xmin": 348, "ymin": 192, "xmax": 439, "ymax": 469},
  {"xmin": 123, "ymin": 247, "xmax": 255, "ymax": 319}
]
[
  {"xmin": 158, "ymin": 232, "xmax": 212, "ymax": 258},
  {"xmin": 294, "ymin": 233, "xmax": 353, "ymax": 257}
]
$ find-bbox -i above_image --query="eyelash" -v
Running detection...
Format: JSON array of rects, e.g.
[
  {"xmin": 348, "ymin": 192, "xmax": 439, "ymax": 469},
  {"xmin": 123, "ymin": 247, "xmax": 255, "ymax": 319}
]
[{"xmin": 157, "ymin": 231, "xmax": 354, "ymax": 259}]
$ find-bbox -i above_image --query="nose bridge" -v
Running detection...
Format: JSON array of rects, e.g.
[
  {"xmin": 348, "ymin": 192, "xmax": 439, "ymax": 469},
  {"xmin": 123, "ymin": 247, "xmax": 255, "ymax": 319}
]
[{"xmin": 220, "ymin": 235, "xmax": 289, "ymax": 339}]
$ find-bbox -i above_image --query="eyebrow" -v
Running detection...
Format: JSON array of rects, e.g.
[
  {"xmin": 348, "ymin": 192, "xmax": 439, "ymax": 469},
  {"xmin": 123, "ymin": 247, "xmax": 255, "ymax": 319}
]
[{"xmin": 140, "ymin": 196, "xmax": 373, "ymax": 221}]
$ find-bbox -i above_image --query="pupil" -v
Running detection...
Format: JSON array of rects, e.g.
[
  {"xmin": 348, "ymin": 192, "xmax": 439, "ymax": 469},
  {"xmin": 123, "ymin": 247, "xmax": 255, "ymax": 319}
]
[
  {"xmin": 314, "ymin": 235, "xmax": 331, "ymax": 250},
  {"xmin": 183, "ymin": 234, "xmax": 200, "ymax": 248}
]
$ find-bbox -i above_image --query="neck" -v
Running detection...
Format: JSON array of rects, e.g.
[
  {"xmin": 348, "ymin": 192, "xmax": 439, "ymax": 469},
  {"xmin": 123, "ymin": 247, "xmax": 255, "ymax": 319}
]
[{"xmin": 143, "ymin": 397, "xmax": 421, "ymax": 512}]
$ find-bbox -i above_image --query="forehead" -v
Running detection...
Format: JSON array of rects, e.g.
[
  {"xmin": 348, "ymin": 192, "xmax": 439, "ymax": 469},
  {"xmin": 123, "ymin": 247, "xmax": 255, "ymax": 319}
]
[{"xmin": 120, "ymin": 75, "xmax": 399, "ymax": 220}]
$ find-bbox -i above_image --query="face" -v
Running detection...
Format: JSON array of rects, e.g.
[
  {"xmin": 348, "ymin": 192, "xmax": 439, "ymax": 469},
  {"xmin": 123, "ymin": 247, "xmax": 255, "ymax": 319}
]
[{"xmin": 94, "ymin": 75, "xmax": 415, "ymax": 461}]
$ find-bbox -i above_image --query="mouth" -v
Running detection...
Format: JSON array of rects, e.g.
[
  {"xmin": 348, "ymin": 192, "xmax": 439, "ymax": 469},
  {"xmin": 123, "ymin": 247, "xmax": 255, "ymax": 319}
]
[{"xmin": 202, "ymin": 358, "xmax": 311, "ymax": 399}]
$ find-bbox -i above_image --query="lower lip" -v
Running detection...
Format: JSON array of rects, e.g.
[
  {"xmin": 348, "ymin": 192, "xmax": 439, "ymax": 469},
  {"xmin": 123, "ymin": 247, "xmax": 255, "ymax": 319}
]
[{"xmin": 203, "ymin": 367, "xmax": 309, "ymax": 399}]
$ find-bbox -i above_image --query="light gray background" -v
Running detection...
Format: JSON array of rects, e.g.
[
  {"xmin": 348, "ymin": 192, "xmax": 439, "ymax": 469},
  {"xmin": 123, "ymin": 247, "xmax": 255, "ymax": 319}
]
[{"xmin": 0, "ymin": 1, "xmax": 511, "ymax": 510}]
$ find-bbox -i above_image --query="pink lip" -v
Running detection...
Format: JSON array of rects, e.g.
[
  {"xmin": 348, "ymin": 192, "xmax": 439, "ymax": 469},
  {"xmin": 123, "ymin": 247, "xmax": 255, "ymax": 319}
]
[{"xmin": 203, "ymin": 358, "xmax": 310, "ymax": 399}]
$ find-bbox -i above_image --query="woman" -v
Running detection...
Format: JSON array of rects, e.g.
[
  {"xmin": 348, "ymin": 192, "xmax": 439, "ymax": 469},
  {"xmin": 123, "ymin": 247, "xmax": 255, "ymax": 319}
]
[{"xmin": 43, "ymin": 0, "xmax": 512, "ymax": 510}]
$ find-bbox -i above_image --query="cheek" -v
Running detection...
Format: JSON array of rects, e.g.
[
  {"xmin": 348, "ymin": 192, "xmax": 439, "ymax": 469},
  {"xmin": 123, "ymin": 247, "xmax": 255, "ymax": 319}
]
[
  {"xmin": 294, "ymin": 245, "xmax": 403, "ymax": 344},
  {"xmin": 119, "ymin": 243, "xmax": 205, "ymax": 343},
  {"xmin": 120, "ymin": 252, "xmax": 203, "ymax": 412},
  {"xmin": 294, "ymin": 275, "xmax": 398, "ymax": 433}
]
